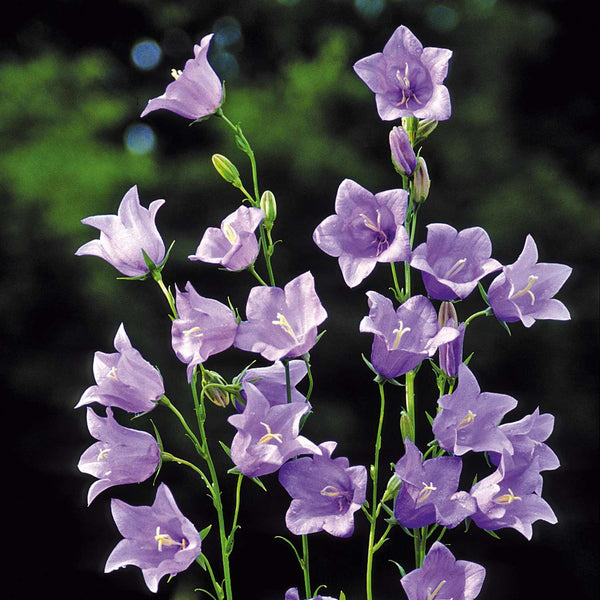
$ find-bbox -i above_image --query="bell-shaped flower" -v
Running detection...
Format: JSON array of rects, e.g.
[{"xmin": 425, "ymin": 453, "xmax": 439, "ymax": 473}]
[
  {"xmin": 410, "ymin": 223, "xmax": 502, "ymax": 300},
  {"xmin": 105, "ymin": 483, "xmax": 202, "ymax": 593},
  {"xmin": 353, "ymin": 25, "xmax": 453, "ymax": 121},
  {"xmin": 393, "ymin": 439, "xmax": 476, "ymax": 529},
  {"xmin": 359, "ymin": 292, "xmax": 459, "ymax": 379},
  {"xmin": 432, "ymin": 363, "xmax": 517, "ymax": 456},
  {"xmin": 234, "ymin": 271, "xmax": 327, "ymax": 362},
  {"xmin": 437, "ymin": 301, "xmax": 465, "ymax": 378},
  {"xmin": 227, "ymin": 383, "xmax": 320, "ymax": 478},
  {"xmin": 389, "ymin": 125, "xmax": 417, "ymax": 176},
  {"xmin": 189, "ymin": 206, "xmax": 265, "ymax": 272},
  {"xmin": 75, "ymin": 186, "xmax": 166, "ymax": 278},
  {"xmin": 76, "ymin": 323, "xmax": 164, "ymax": 414},
  {"xmin": 171, "ymin": 282, "xmax": 238, "ymax": 382},
  {"xmin": 487, "ymin": 234, "xmax": 572, "ymax": 328},
  {"xmin": 141, "ymin": 34, "xmax": 223, "ymax": 121},
  {"xmin": 401, "ymin": 541, "xmax": 486, "ymax": 600},
  {"xmin": 78, "ymin": 407, "xmax": 160, "ymax": 505},
  {"xmin": 469, "ymin": 450, "xmax": 558, "ymax": 540},
  {"xmin": 278, "ymin": 441, "xmax": 367, "ymax": 538},
  {"xmin": 285, "ymin": 588, "xmax": 338, "ymax": 600},
  {"xmin": 313, "ymin": 179, "xmax": 411, "ymax": 288}
]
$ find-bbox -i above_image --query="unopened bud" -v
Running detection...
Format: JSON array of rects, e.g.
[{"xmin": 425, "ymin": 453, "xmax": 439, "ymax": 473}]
[
  {"xmin": 389, "ymin": 126, "xmax": 417, "ymax": 176},
  {"xmin": 400, "ymin": 412, "xmax": 414, "ymax": 443},
  {"xmin": 438, "ymin": 301, "xmax": 458, "ymax": 328},
  {"xmin": 437, "ymin": 302, "xmax": 464, "ymax": 378},
  {"xmin": 212, "ymin": 154, "xmax": 241, "ymax": 187},
  {"xmin": 260, "ymin": 190, "xmax": 277, "ymax": 224},
  {"xmin": 381, "ymin": 473, "xmax": 401, "ymax": 503},
  {"xmin": 414, "ymin": 119, "xmax": 438, "ymax": 145},
  {"xmin": 413, "ymin": 156, "xmax": 430, "ymax": 204},
  {"xmin": 201, "ymin": 369, "xmax": 230, "ymax": 408}
]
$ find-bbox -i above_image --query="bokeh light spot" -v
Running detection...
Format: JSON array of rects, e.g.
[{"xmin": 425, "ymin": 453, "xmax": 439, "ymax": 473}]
[
  {"xmin": 131, "ymin": 39, "xmax": 162, "ymax": 71},
  {"xmin": 124, "ymin": 124, "xmax": 156, "ymax": 154}
]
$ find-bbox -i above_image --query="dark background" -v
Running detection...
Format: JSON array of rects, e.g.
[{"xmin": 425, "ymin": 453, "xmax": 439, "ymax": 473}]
[{"xmin": 2, "ymin": 0, "xmax": 598, "ymax": 599}]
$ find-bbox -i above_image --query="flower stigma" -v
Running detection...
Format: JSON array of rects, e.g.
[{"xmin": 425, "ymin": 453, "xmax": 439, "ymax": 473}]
[
  {"xmin": 224, "ymin": 223, "xmax": 237, "ymax": 244},
  {"xmin": 359, "ymin": 211, "xmax": 390, "ymax": 256},
  {"xmin": 272, "ymin": 313, "xmax": 297, "ymax": 341},
  {"xmin": 494, "ymin": 488, "xmax": 522, "ymax": 505},
  {"xmin": 107, "ymin": 367, "xmax": 119, "ymax": 380},
  {"xmin": 155, "ymin": 526, "xmax": 187, "ymax": 552},
  {"xmin": 258, "ymin": 422, "xmax": 283, "ymax": 444},
  {"xmin": 183, "ymin": 326, "xmax": 204, "ymax": 338},
  {"xmin": 171, "ymin": 68, "xmax": 183, "ymax": 80},
  {"xmin": 444, "ymin": 258, "xmax": 468, "ymax": 279},
  {"xmin": 509, "ymin": 275, "xmax": 538, "ymax": 305},
  {"xmin": 392, "ymin": 321, "xmax": 412, "ymax": 350},
  {"xmin": 416, "ymin": 481, "xmax": 437, "ymax": 504},
  {"xmin": 97, "ymin": 447, "xmax": 111, "ymax": 460},
  {"xmin": 426, "ymin": 580, "xmax": 447, "ymax": 600},
  {"xmin": 457, "ymin": 409, "xmax": 477, "ymax": 430},
  {"xmin": 320, "ymin": 485, "xmax": 352, "ymax": 512},
  {"xmin": 396, "ymin": 63, "xmax": 423, "ymax": 107}
]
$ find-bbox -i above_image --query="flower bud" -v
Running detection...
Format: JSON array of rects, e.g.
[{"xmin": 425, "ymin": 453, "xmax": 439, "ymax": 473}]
[
  {"xmin": 212, "ymin": 154, "xmax": 241, "ymax": 187},
  {"xmin": 413, "ymin": 156, "xmax": 430, "ymax": 204},
  {"xmin": 260, "ymin": 190, "xmax": 277, "ymax": 224},
  {"xmin": 414, "ymin": 119, "xmax": 438, "ymax": 145},
  {"xmin": 438, "ymin": 300, "xmax": 458, "ymax": 328},
  {"xmin": 400, "ymin": 412, "xmax": 414, "ymax": 443},
  {"xmin": 389, "ymin": 126, "xmax": 417, "ymax": 176},
  {"xmin": 437, "ymin": 302, "xmax": 465, "ymax": 378},
  {"xmin": 381, "ymin": 473, "xmax": 401, "ymax": 503},
  {"xmin": 201, "ymin": 369, "xmax": 230, "ymax": 408}
]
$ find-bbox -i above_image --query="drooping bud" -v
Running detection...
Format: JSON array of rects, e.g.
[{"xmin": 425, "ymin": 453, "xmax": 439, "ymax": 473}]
[
  {"xmin": 413, "ymin": 156, "xmax": 430, "ymax": 204},
  {"xmin": 400, "ymin": 412, "xmax": 414, "ymax": 443},
  {"xmin": 437, "ymin": 302, "xmax": 465, "ymax": 378},
  {"xmin": 201, "ymin": 369, "xmax": 230, "ymax": 408},
  {"xmin": 414, "ymin": 119, "xmax": 438, "ymax": 145},
  {"xmin": 260, "ymin": 190, "xmax": 277, "ymax": 225},
  {"xmin": 438, "ymin": 300, "xmax": 458, "ymax": 328},
  {"xmin": 212, "ymin": 154, "xmax": 242, "ymax": 188},
  {"xmin": 381, "ymin": 473, "xmax": 402, "ymax": 503},
  {"xmin": 389, "ymin": 126, "xmax": 417, "ymax": 176}
]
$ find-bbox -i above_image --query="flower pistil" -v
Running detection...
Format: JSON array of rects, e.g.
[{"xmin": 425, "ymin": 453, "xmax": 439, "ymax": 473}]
[
  {"xmin": 155, "ymin": 526, "xmax": 187, "ymax": 552},
  {"xmin": 396, "ymin": 63, "xmax": 423, "ymax": 108},
  {"xmin": 272, "ymin": 313, "xmax": 297, "ymax": 341},
  {"xmin": 509, "ymin": 275, "xmax": 538, "ymax": 305},
  {"xmin": 392, "ymin": 321, "xmax": 412, "ymax": 350},
  {"xmin": 258, "ymin": 422, "xmax": 283, "ymax": 444},
  {"xmin": 494, "ymin": 488, "xmax": 522, "ymax": 505},
  {"xmin": 416, "ymin": 481, "xmax": 437, "ymax": 504},
  {"xmin": 427, "ymin": 580, "xmax": 447, "ymax": 600}
]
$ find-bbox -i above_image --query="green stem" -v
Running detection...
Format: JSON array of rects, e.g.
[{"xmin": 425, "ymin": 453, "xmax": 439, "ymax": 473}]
[
  {"xmin": 390, "ymin": 262, "xmax": 403, "ymax": 302},
  {"xmin": 302, "ymin": 535, "xmax": 311, "ymax": 599},
  {"xmin": 248, "ymin": 264, "xmax": 268, "ymax": 286},
  {"xmin": 465, "ymin": 307, "xmax": 493, "ymax": 326},
  {"xmin": 159, "ymin": 395, "xmax": 203, "ymax": 455},
  {"xmin": 405, "ymin": 369, "xmax": 416, "ymax": 443},
  {"xmin": 283, "ymin": 358, "xmax": 292, "ymax": 404},
  {"xmin": 153, "ymin": 271, "xmax": 178, "ymax": 319},
  {"xmin": 161, "ymin": 452, "xmax": 213, "ymax": 493}
]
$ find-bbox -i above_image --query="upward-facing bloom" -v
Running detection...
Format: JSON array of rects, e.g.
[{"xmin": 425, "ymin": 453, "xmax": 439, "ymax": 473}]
[
  {"xmin": 359, "ymin": 292, "xmax": 459, "ymax": 379},
  {"xmin": 410, "ymin": 223, "xmax": 502, "ymax": 300},
  {"xmin": 401, "ymin": 542, "xmax": 486, "ymax": 600},
  {"xmin": 75, "ymin": 186, "xmax": 166, "ymax": 278},
  {"xmin": 389, "ymin": 126, "xmax": 417, "ymax": 176},
  {"xmin": 141, "ymin": 34, "xmax": 223, "ymax": 121},
  {"xmin": 189, "ymin": 206, "xmax": 264, "ymax": 272},
  {"xmin": 171, "ymin": 282, "xmax": 238, "ymax": 382},
  {"xmin": 234, "ymin": 271, "xmax": 327, "ymax": 362},
  {"xmin": 313, "ymin": 179, "xmax": 411, "ymax": 288},
  {"xmin": 278, "ymin": 441, "xmax": 367, "ymax": 538},
  {"xmin": 76, "ymin": 323, "xmax": 164, "ymax": 414},
  {"xmin": 285, "ymin": 588, "xmax": 338, "ymax": 600},
  {"xmin": 105, "ymin": 483, "xmax": 202, "ymax": 593},
  {"xmin": 487, "ymin": 234, "xmax": 572, "ymax": 328},
  {"xmin": 353, "ymin": 25, "xmax": 453, "ymax": 121},
  {"xmin": 78, "ymin": 407, "xmax": 160, "ymax": 505}
]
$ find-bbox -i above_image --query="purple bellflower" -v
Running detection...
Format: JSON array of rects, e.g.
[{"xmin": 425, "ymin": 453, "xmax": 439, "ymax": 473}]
[
  {"xmin": 105, "ymin": 483, "xmax": 202, "ymax": 593},
  {"xmin": 389, "ymin": 125, "xmax": 417, "ymax": 176},
  {"xmin": 227, "ymin": 383, "xmax": 320, "ymax": 478},
  {"xmin": 285, "ymin": 589, "xmax": 338, "ymax": 600},
  {"xmin": 234, "ymin": 271, "xmax": 327, "ymax": 362},
  {"xmin": 487, "ymin": 234, "xmax": 572, "ymax": 328},
  {"xmin": 470, "ymin": 450, "xmax": 558, "ymax": 539},
  {"xmin": 393, "ymin": 439, "xmax": 476, "ymax": 529},
  {"xmin": 76, "ymin": 323, "xmax": 164, "ymax": 414},
  {"xmin": 141, "ymin": 34, "xmax": 223, "ymax": 121},
  {"xmin": 359, "ymin": 292, "xmax": 459, "ymax": 379},
  {"xmin": 78, "ymin": 407, "xmax": 160, "ymax": 505},
  {"xmin": 437, "ymin": 301, "xmax": 465, "ymax": 378},
  {"xmin": 410, "ymin": 223, "xmax": 502, "ymax": 301},
  {"xmin": 171, "ymin": 282, "xmax": 238, "ymax": 382},
  {"xmin": 278, "ymin": 441, "xmax": 367, "ymax": 538},
  {"xmin": 432, "ymin": 363, "xmax": 517, "ymax": 456},
  {"xmin": 76, "ymin": 185, "xmax": 166, "ymax": 278},
  {"xmin": 313, "ymin": 179, "xmax": 411, "ymax": 288},
  {"xmin": 401, "ymin": 541, "xmax": 486, "ymax": 600},
  {"xmin": 353, "ymin": 25, "xmax": 453, "ymax": 121},
  {"xmin": 189, "ymin": 206, "xmax": 265, "ymax": 272}
]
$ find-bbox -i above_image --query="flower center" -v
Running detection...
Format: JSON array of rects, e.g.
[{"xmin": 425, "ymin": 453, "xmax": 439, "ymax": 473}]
[
  {"xmin": 457, "ymin": 409, "xmax": 477, "ymax": 430},
  {"xmin": 155, "ymin": 526, "xmax": 187, "ymax": 552},
  {"xmin": 258, "ymin": 422, "xmax": 283, "ymax": 444},
  {"xmin": 359, "ymin": 211, "xmax": 390, "ymax": 256},
  {"xmin": 223, "ymin": 223, "xmax": 237, "ymax": 244},
  {"xmin": 272, "ymin": 313, "xmax": 297, "ymax": 341},
  {"xmin": 97, "ymin": 447, "xmax": 111, "ymax": 460},
  {"xmin": 392, "ymin": 320, "xmax": 411, "ymax": 350},
  {"xmin": 395, "ymin": 63, "xmax": 423, "ymax": 108},
  {"xmin": 509, "ymin": 275, "xmax": 538, "ymax": 305},
  {"xmin": 444, "ymin": 258, "xmax": 468, "ymax": 279},
  {"xmin": 183, "ymin": 326, "xmax": 204, "ymax": 338},
  {"xmin": 427, "ymin": 580, "xmax": 447, "ymax": 600},
  {"xmin": 416, "ymin": 481, "xmax": 437, "ymax": 504},
  {"xmin": 171, "ymin": 68, "xmax": 183, "ymax": 80},
  {"xmin": 107, "ymin": 366, "xmax": 119, "ymax": 380},
  {"xmin": 320, "ymin": 485, "xmax": 352, "ymax": 512},
  {"xmin": 494, "ymin": 488, "xmax": 522, "ymax": 505}
]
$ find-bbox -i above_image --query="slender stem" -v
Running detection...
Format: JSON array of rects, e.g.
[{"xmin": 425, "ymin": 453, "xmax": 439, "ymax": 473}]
[
  {"xmin": 153, "ymin": 272, "xmax": 178, "ymax": 319},
  {"xmin": 302, "ymin": 535, "xmax": 311, "ymax": 599},
  {"xmin": 248, "ymin": 264, "xmax": 268, "ymax": 286},
  {"xmin": 196, "ymin": 554, "xmax": 222, "ymax": 600},
  {"xmin": 405, "ymin": 369, "xmax": 416, "ymax": 443},
  {"xmin": 303, "ymin": 356, "xmax": 314, "ymax": 402},
  {"xmin": 283, "ymin": 358, "xmax": 292, "ymax": 404},
  {"xmin": 465, "ymin": 307, "xmax": 492, "ymax": 326},
  {"xmin": 161, "ymin": 451, "xmax": 213, "ymax": 492},
  {"xmin": 390, "ymin": 262, "xmax": 403, "ymax": 301},
  {"xmin": 159, "ymin": 395, "xmax": 203, "ymax": 455}
]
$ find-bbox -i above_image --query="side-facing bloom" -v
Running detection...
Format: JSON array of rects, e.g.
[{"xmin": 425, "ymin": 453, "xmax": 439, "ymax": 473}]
[
  {"xmin": 171, "ymin": 282, "xmax": 238, "ymax": 382},
  {"xmin": 393, "ymin": 439, "xmax": 475, "ymax": 529},
  {"xmin": 75, "ymin": 186, "xmax": 165, "ymax": 277},
  {"xmin": 313, "ymin": 179, "xmax": 411, "ymax": 288},
  {"xmin": 401, "ymin": 541, "xmax": 486, "ymax": 600},
  {"xmin": 389, "ymin": 126, "xmax": 417, "ymax": 176},
  {"xmin": 105, "ymin": 483, "xmax": 202, "ymax": 593},
  {"xmin": 487, "ymin": 234, "xmax": 572, "ymax": 328},
  {"xmin": 278, "ymin": 441, "xmax": 367, "ymax": 538},
  {"xmin": 353, "ymin": 25, "xmax": 453, "ymax": 121},
  {"xmin": 227, "ymin": 383, "xmax": 320, "ymax": 477},
  {"xmin": 76, "ymin": 323, "xmax": 164, "ymax": 413},
  {"xmin": 359, "ymin": 292, "xmax": 459, "ymax": 379},
  {"xmin": 234, "ymin": 272, "xmax": 327, "ymax": 362},
  {"xmin": 437, "ymin": 301, "xmax": 465, "ymax": 378},
  {"xmin": 189, "ymin": 206, "xmax": 265, "ymax": 271},
  {"xmin": 141, "ymin": 34, "xmax": 223, "ymax": 121},
  {"xmin": 470, "ymin": 450, "xmax": 558, "ymax": 539},
  {"xmin": 432, "ymin": 363, "xmax": 517, "ymax": 456},
  {"xmin": 78, "ymin": 407, "xmax": 160, "ymax": 505},
  {"xmin": 410, "ymin": 223, "xmax": 502, "ymax": 300},
  {"xmin": 285, "ymin": 588, "xmax": 338, "ymax": 600}
]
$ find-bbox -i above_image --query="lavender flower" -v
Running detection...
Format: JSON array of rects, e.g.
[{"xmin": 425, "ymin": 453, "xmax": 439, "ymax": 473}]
[
  {"xmin": 141, "ymin": 34, "xmax": 223, "ymax": 121},
  {"xmin": 75, "ymin": 186, "xmax": 165, "ymax": 278},
  {"xmin": 359, "ymin": 292, "xmax": 459, "ymax": 379},
  {"xmin": 227, "ymin": 383, "xmax": 320, "ymax": 477},
  {"xmin": 389, "ymin": 126, "xmax": 417, "ymax": 176},
  {"xmin": 393, "ymin": 439, "xmax": 475, "ymax": 529},
  {"xmin": 353, "ymin": 25, "xmax": 453, "ymax": 121},
  {"xmin": 437, "ymin": 301, "xmax": 465, "ymax": 378},
  {"xmin": 105, "ymin": 483, "xmax": 202, "ymax": 593},
  {"xmin": 285, "ymin": 589, "xmax": 337, "ymax": 600},
  {"xmin": 313, "ymin": 179, "xmax": 411, "ymax": 288},
  {"xmin": 189, "ymin": 206, "xmax": 265, "ymax": 271},
  {"xmin": 487, "ymin": 234, "xmax": 572, "ymax": 328},
  {"xmin": 470, "ymin": 450, "xmax": 558, "ymax": 539},
  {"xmin": 171, "ymin": 282, "xmax": 238, "ymax": 382},
  {"xmin": 432, "ymin": 363, "xmax": 517, "ymax": 456},
  {"xmin": 76, "ymin": 323, "xmax": 164, "ymax": 414},
  {"xmin": 401, "ymin": 541, "xmax": 486, "ymax": 600},
  {"xmin": 234, "ymin": 272, "xmax": 327, "ymax": 362},
  {"xmin": 278, "ymin": 441, "xmax": 367, "ymax": 537},
  {"xmin": 410, "ymin": 224, "xmax": 502, "ymax": 300},
  {"xmin": 78, "ymin": 407, "xmax": 160, "ymax": 505}
]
